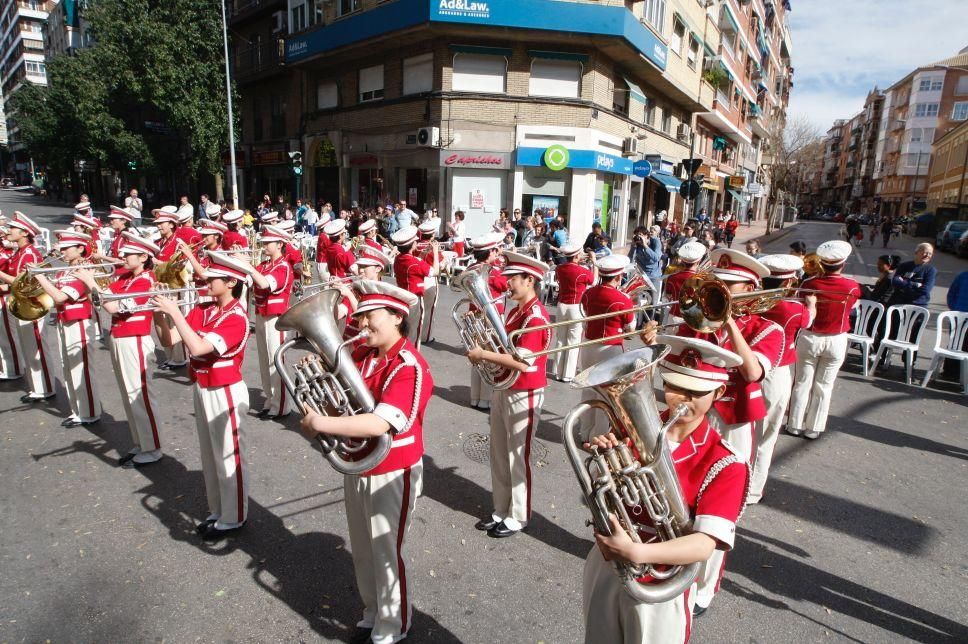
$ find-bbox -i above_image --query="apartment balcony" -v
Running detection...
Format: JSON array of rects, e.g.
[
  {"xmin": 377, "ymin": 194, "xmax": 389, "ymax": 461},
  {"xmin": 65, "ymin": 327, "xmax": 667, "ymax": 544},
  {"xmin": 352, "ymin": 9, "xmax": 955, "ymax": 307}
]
[
  {"xmin": 233, "ymin": 40, "xmax": 284, "ymax": 83},
  {"xmin": 228, "ymin": 0, "xmax": 285, "ymax": 24}
]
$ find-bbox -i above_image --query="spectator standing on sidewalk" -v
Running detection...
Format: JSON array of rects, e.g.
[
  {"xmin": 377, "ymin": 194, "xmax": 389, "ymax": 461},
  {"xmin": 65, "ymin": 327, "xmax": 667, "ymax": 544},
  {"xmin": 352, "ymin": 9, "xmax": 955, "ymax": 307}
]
[{"xmin": 124, "ymin": 188, "xmax": 143, "ymax": 224}]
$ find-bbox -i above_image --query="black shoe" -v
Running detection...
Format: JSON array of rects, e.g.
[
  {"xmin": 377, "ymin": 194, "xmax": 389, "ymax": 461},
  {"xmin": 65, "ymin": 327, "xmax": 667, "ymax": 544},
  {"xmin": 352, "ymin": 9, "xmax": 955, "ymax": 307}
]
[
  {"xmin": 21, "ymin": 393, "xmax": 49, "ymax": 404},
  {"xmin": 195, "ymin": 519, "xmax": 216, "ymax": 535},
  {"xmin": 349, "ymin": 627, "xmax": 373, "ymax": 644},
  {"xmin": 122, "ymin": 457, "xmax": 162, "ymax": 470},
  {"xmin": 62, "ymin": 417, "xmax": 78, "ymax": 427},
  {"xmin": 474, "ymin": 518, "xmax": 499, "ymax": 531},
  {"xmin": 257, "ymin": 409, "xmax": 271, "ymax": 419},
  {"xmin": 487, "ymin": 521, "xmax": 521, "ymax": 538},
  {"xmin": 693, "ymin": 604, "xmax": 708, "ymax": 617},
  {"xmin": 201, "ymin": 523, "xmax": 244, "ymax": 541},
  {"xmin": 117, "ymin": 452, "xmax": 138, "ymax": 466},
  {"xmin": 270, "ymin": 412, "xmax": 291, "ymax": 420}
]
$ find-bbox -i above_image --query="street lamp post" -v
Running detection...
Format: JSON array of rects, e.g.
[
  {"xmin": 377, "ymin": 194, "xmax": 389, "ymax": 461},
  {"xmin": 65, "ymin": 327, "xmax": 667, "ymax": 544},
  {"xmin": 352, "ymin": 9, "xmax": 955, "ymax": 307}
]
[{"xmin": 220, "ymin": 0, "xmax": 239, "ymax": 209}]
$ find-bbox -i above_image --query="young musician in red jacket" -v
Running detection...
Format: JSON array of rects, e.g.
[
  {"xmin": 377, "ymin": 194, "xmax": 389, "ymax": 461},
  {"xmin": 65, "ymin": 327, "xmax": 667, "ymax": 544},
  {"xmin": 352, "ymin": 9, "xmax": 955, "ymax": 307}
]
[
  {"xmin": 583, "ymin": 337, "xmax": 749, "ymax": 644},
  {"xmin": 221, "ymin": 209, "xmax": 248, "ymax": 250},
  {"xmin": 787, "ymin": 240, "xmax": 861, "ymax": 440},
  {"xmin": 321, "ymin": 219, "xmax": 355, "ymax": 279},
  {"xmin": 415, "ymin": 219, "xmax": 445, "ymax": 344},
  {"xmin": 242, "ymin": 224, "xmax": 295, "ymax": 419},
  {"xmin": 0, "ymin": 222, "xmax": 23, "ymax": 380},
  {"xmin": 339, "ymin": 246, "xmax": 392, "ymax": 342},
  {"xmin": 175, "ymin": 206, "xmax": 203, "ymax": 246},
  {"xmin": 391, "ymin": 225, "xmax": 439, "ymax": 349},
  {"xmin": 314, "ymin": 212, "xmax": 332, "ymax": 281},
  {"xmin": 299, "ymin": 281, "xmax": 433, "ymax": 644},
  {"xmin": 0, "ymin": 213, "xmax": 55, "ymax": 402},
  {"xmin": 94, "ymin": 206, "xmax": 135, "ymax": 268},
  {"xmin": 749, "ymin": 254, "xmax": 815, "ymax": 503},
  {"xmin": 467, "ymin": 252, "xmax": 551, "ymax": 538},
  {"xmin": 77, "ymin": 232, "xmax": 164, "ymax": 467},
  {"xmin": 554, "ymin": 242, "xmax": 597, "ymax": 382},
  {"xmin": 580, "ymin": 254, "xmax": 635, "ymax": 435},
  {"xmin": 464, "ymin": 232, "xmax": 507, "ymax": 410},
  {"xmin": 664, "ymin": 241, "xmax": 707, "ymax": 323},
  {"xmin": 33, "ymin": 230, "xmax": 102, "ymax": 427},
  {"xmin": 179, "ymin": 218, "xmax": 228, "ymax": 304},
  {"xmin": 153, "ymin": 252, "xmax": 252, "ymax": 541},
  {"xmin": 358, "ymin": 218, "xmax": 384, "ymax": 252}
]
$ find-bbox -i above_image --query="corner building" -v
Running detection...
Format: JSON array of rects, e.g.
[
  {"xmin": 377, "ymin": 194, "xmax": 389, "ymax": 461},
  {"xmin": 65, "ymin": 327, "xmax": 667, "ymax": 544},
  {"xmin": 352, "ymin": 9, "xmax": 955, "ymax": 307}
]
[{"xmin": 284, "ymin": 0, "xmax": 788, "ymax": 245}]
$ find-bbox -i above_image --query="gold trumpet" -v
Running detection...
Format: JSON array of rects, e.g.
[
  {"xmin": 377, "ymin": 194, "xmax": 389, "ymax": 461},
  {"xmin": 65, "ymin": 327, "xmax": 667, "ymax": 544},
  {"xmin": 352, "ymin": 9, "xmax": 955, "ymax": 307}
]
[
  {"xmin": 298, "ymin": 276, "xmax": 360, "ymax": 300},
  {"xmin": 27, "ymin": 263, "xmax": 115, "ymax": 279}
]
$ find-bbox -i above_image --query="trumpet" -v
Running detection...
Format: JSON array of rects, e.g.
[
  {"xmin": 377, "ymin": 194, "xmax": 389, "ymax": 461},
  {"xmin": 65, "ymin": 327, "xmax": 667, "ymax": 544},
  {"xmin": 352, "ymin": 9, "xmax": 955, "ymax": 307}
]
[
  {"xmin": 27, "ymin": 263, "xmax": 115, "ymax": 278},
  {"xmin": 217, "ymin": 247, "xmax": 264, "ymax": 267},
  {"xmin": 92, "ymin": 285, "xmax": 197, "ymax": 313}
]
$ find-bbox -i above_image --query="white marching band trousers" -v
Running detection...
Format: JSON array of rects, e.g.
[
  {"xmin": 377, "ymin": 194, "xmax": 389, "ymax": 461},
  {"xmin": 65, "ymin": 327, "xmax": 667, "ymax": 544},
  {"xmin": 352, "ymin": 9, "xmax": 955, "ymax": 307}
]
[
  {"xmin": 255, "ymin": 313, "xmax": 291, "ymax": 416},
  {"xmin": 788, "ymin": 330, "xmax": 848, "ymax": 434},
  {"xmin": 15, "ymin": 315, "xmax": 54, "ymax": 397},
  {"xmin": 555, "ymin": 302, "xmax": 583, "ymax": 381},
  {"xmin": 345, "ymin": 461, "xmax": 423, "ymax": 644},
  {"xmin": 489, "ymin": 387, "xmax": 544, "ymax": 531},
  {"xmin": 750, "ymin": 363, "xmax": 794, "ymax": 503},
  {"xmin": 110, "ymin": 335, "xmax": 162, "ymax": 453},
  {"xmin": 58, "ymin": 318, "xmax": 101, "ymax": 421},
  {"xmin": 193, "ymin": 380, "xmax": 249, "ymax": 528},
  {"xmin": 0, "ymin": 296, "xmax": 23, "ymax": 378}
]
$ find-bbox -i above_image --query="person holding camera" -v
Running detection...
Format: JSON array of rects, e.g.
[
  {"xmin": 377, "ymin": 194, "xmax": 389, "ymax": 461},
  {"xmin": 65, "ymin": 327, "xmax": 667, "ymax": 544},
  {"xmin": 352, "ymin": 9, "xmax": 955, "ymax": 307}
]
[{"xmin": 628, "ymin": 225, "xmax": 664, "ymax": 295}]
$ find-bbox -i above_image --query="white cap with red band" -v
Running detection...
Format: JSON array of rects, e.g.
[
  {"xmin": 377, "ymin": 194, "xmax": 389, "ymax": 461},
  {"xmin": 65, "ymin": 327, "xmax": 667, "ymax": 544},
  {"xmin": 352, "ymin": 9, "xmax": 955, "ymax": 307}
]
[
  {"xmin": 356, "ymin": 246, "xmax": 391, "ymax": 269},
  {"xmin": 597, "ymin": 254, "xmax": 631, "ymax": 277},
  {"xmin": 204, "ymin": 202, "xmax": 221, "ymax": 218},
  {"xmin": 197, "ymin": 219, "xmax": 228, "ymax": 236},
  {"xmin": 358, "ymin": 219, "xmax": 376, "ymax": 234},
  {"xmin": 72, "ymin": 213, "xmax": 99, "ymax": 229},
  {"xmin": 353, "ymin": 279, "xmax": 419, "ymax": 317},
  {"xmin": 260, "ymin": 211, "xmax": 280, "ymax": 223},
  {"xmin": 152, "ymin": 205, "xmax": 179, "ymax": 224},
  {"xmin": 324, "ymin": 219, "xmax": 347, "ymax": 237},
  {"xmin": 710, "ymin": 248, "xmax": 769, "ymax": 284},
  {"xmin": 677, "ymin": 241, "xmax": 707, "ymax": 264},
  {"xmin": 108, "ymin": 205, "xmax": 133, "ymax": 222},
  {"xmin": 74, "ymin": 201, "xmax": 92, "ymax": 213},
  {"xmin": 657, "ymin": 335, "xmax": 742, "ymax": 393},
  {"xmin": 259, "ymin": 224, "xmax": 291, "ymax": 244},
  {"xmin": 817, "ymin": 240, "xmax": 852, "ymax": 265},
  {"xmin": 759, "ymin": 254, "xmax": 804, "ymax": 279},
  {"xmin": 9, "ymin": 212, "xmax": 42, "ymax": 237},
  {"xmin": 391, "ymin": 225, "xmax": 419, "ymax": 246},
  {"xmin": 55, "ymin": 229, "xmax": 91, "ymax": 248},
  {"xmin": 501, "ymin": 250, "xmax": 548, "ymax": 280},
  {"xmin": 418, "ymin": 218, "xmax": 440, "ymax": 236},
  {"xmin": 559, "ymin": 241, "xmax": 583, "ymax": 257},
  {"xmin": 119, "ymin": 231, "xmax": 161, "ymax": 257},
  {"xmin": 205, "ymin": 251, "xmax": 251, "ymax": 283},
  {"xmin": 222, "ymin": 209, "xmax": 244, "ymax": 224},
  {"xmin": 469, "ymin": 231, "xmax": 504, "ymax": 251}
]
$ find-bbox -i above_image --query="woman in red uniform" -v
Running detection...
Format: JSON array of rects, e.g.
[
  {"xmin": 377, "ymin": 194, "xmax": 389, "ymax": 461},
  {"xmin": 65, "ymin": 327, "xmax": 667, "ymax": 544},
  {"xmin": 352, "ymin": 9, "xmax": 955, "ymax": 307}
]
[
  {"xmin": 151, "ymin": 207, "xmax": 189, "ymax": 370},
  {"xmin": 663, "ymin": 241, "xmax": 707, "ymax": 323},
  {"xmin": 77, "ymin": 232, "xmax": 164, "ymax": 467},
  {"xmin": 33, "ymin": 230, "xmax": 102, "ymax": 427},
  {"xmin": 299, "ymin": 280, "xmax": 432, "ymax": 644},
  {"xmin": 154, "ymin": 252, "xmax": 252, "ymax": 541},
  {"xmin": 464, "ymin": 232, "xmax": 507, "ymax": 410},
  {"xmin": 221, "ymin": 209, "xmax": 248, "ymax": 250},
  {"xmin": 0, "ymin": 220, "xmax": 23, "ymax": 380},
  {"xmin": 179, "ymin": 218, "xmax": 227, "ymax": 304},
  {"xmin": 322, "ymin": 219, "xmax": 356, "ymax": 278},
  {"xmin": 554, "ymin": 242, "xmax": 597, "ymax": 382},
  {"xmin": 415, "ymin": 219, "xmax": 444, "ymax": 344},
  {"xmin": 391, "ymin": 226, "xmax": 439, "ymax": 349},
  {"xmin": 241, "ymin": 224, "xmax": 295, "ymax": 419}
]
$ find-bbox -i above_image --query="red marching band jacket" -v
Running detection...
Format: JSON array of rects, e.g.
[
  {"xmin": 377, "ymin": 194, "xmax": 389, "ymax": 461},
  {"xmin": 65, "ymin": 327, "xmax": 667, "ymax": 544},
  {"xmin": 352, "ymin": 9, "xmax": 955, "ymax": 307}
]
[
  {"xmin": 555, "ymin": 261, "xmax": 594, "ymax": 305},
  {"xmin": 56, "ymin": 274, "xmax": 94, "ymax": 322},
  {"xmin": 186, "ymin": 299, "xmax": 250, "ymax": 387},
  {"xmin": 107, "ymin": 271, "xmax": 156, "ymax": 337},
  {"xmin": 253, "ymin": 256, "xmax": 294, "ymax": 316},
  {"xmin": 505, "ymin": 296, "xmax": 552, "ymax": 391},
  {"xmin": 393, "ymin": 253, "xmax": 432, "ymax": 296},
  {"xmin": 581, "ymin": 284, "xmax": 634, "ymax": 346}
]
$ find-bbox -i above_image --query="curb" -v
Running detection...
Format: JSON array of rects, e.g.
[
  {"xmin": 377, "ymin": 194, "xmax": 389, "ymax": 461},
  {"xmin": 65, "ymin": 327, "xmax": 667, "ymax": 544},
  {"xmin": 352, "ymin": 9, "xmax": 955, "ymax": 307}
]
[{"xmin": 753, "ymin": 222, "xmax": 798, "ymax": 247}]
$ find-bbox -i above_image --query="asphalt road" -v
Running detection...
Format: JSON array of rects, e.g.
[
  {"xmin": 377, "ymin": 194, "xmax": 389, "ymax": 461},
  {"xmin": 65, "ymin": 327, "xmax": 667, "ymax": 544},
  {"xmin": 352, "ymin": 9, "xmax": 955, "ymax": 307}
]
[{"xmin": 1, "ymin": 191, "xmax": 966, "ymax": 643}]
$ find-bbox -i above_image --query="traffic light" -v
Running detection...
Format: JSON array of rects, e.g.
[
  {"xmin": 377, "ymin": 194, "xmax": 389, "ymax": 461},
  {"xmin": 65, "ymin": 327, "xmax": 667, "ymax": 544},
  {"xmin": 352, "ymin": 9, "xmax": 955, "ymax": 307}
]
[
  {"xmin": 288, "ymin": 151, "xmax": 303, "ymax": 176},
  {"xmin": 127, "ymin": 160, "xmax": 138, "ymax": 171}
]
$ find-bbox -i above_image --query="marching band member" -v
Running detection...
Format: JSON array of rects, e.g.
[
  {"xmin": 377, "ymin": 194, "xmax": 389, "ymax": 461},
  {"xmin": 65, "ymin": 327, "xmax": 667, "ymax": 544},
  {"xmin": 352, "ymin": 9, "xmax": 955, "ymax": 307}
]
[
  {"xmin": 579, "ymin": 255, "xmax": 635, "ymax": 434},
  {"xmin": 337, "ymin": 246, "xmax": 394, "ymax": 342},
  {"xmin": 33, "ymin": 230, "xmax": 102, "ymax": 427},
  {"xmin": 221, "ymin": 210, "xmax": 248, "ymax": 250},
  {"xmin": 94, "ymin": 206, "xmax": 135, "ymax": 267},
  {"xmin": 241, "ymin": 224, "xmax": 294, "ymax": 419},
  {"xmin": 654, "ymin": 248, "xmax": 782, "ymax": 615},
  {"xmin": 749, "ymin": 255, "xmax": 815, "ymax": 503},
  {"xmin": 663, "ymin": 241, "xmax": 707, "ymax": 323},
  {"xmin": 391, "ymin": 226, "xmax": 439, "ymax": 349},
  {"xmin": 0, "ymin": 222, "xmax": 24, "ymax": 380},
  {"xmin": 152, "ymin": 207, "xmax": 188, "ymax": 370},
  {"xmin": 314, "ymin": 212, "xmax": 332, "ymax": 281},
  {"xmin": 415, "ymin": 219, "xmax": 443, "ymax": 344},
  {"xmin": 583, "ymin": 337, "xmax": 749, "ymax": 644},
  {"xmin": 0, "ymin": 213, "xmax": 55, "ymax": 402},
  {"xmin": 176, "ymin": 204, "xmax": 202, "ymax": 246},
  {"xmin": 299, "ymin": 280, "xmax": 433, "ymax": 644},
  {"xmin": 71, "ymin": 212, "xmax": 102, "ymax": 257},
  {"xmin": 152, "ymin": 252, "xmax": 252, "ymax": 541},
  {"xmin": 358, "ymin": 218, "xmax": 383, "ymax": 252},
  {"xmin": 787, "ymin": 240, "xmax": 860, "ymax": 440},
  {"xmin": 323, "ymin": 219, "xmax": 356, "ymax": 278},
  {"xmin": 77, "ymin": 232, "xmax": 164, "ymax": 467},
  {"xmin": 179, "ymin": 219, "xmax": 228, "ymax": 304},
  {"xmin": 554, "ymin": 242, "xmax": 597, "ymax": 382},
  {"xmin": 467, "ymin": 252, "xmax": 551, "ymax": 538},
  {"xmin": 464, "ymin": 232, "xmax": 507, "ymax": 410}
]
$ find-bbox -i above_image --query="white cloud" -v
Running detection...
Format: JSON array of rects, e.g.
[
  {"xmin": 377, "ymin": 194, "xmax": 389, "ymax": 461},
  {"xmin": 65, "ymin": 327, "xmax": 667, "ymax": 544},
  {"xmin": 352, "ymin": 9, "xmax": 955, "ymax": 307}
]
[{"xmin": 787, "ymin": 0, "xmax": 967, "ymax": 130}]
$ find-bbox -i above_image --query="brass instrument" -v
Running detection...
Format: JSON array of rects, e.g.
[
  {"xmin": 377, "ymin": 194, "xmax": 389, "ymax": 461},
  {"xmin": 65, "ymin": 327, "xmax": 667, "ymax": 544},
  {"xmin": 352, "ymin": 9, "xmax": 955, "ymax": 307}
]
[
  {"xmin": 7, "ymin": 251, "xmax": 58, "ymax": 321},
  {"xmin": 210, "ymin": 247, "xmax": 264, "ymax": 267},
  {"xmin": 91, "ymin": 285, "xmax": 197, "ymax": 313},
  {"xmin": 563, "ymin": 345, "xmax": 701, "ymax": 604},
  {"xmin": 802, "ymin": 252, "xmax": 823, "ymax": 278},
  {"xmin": 273, "ymin": 288, "xmax": 392, "ymax": 475},
  {"xmin": 299, "ymin": 276, "xmax": 359, "ymax": 301},
  {"xmin": 27, "ymin": 262, "xmax": 115, "ymax": 279},
  {"xmin": 154, "ymin": 240, "xmax": 204, "ymax": 289},
  {"xmin": 451, "ymin": 265, "xmax": 520, "ymax": 390},
  {"xmin": 677, "ymin": 272, "xmax": 786, "ymax": 333}
]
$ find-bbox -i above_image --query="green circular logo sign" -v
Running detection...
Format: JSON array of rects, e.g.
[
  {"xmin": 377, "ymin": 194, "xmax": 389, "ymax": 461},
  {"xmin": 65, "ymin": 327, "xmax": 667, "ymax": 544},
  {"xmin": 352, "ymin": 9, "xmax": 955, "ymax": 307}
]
[{"xmin": 543, "ymin": 145, "xmax": 570, "ymax": 171}]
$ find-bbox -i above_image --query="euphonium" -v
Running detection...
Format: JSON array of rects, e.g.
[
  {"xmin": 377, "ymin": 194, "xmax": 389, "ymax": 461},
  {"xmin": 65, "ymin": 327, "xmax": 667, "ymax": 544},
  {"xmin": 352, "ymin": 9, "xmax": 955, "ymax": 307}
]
[
  {"xmin": 563, "ymin": 345, "xmax": 700, "ymax": 604},
  {"xmin": 678, "ymin": 272, "xmax": 786, "ymax": 333},
  {"xmin": 7, "ymin": 251, "xmax": 58, "ymax": 321},
  {"xmin": 450, "ymin": 264, "xmax": 519, "ymax": 390},
  {"xmin": 273, "ymin": 288, "xmax": 391, "ymax": 475}
]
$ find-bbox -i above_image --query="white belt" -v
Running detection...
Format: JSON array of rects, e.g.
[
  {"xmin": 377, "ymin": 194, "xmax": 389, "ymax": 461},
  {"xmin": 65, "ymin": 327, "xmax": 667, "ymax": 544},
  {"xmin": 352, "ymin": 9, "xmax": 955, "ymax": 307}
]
[
  {"xmin": 126, "ymin": 315, "xmax": 147, "ymax": 322},
  {"xmin": 749, "ymin": 389, "xmax": 762, "ymax": 399},
  {"xmin": 391, "ymin": 435, "xmax": 416, "ymax": 449},
  {"xmin": 64, "ymin": 304, "xmax": 86, "ymax": 310},
  {"xmin": 267, "ymin": 297, "xmax": 285, "ymax": 304}
]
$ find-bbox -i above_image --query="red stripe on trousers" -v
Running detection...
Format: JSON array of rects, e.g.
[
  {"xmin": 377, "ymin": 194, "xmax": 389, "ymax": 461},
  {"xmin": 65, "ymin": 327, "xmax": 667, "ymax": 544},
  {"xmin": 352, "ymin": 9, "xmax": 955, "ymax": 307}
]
[
  {"xmin": 714, "ymin": 551, "xmax": 728, "ymax": 595},
  {"xmin": 32, "ymin": 320, "xmax": 52, "ymax": 392},
  {"xmin": 683, "ymin": 585, "xmax": 692, "ymax": 642},
  {"xmin": 136, "ymin": 337, "xmax": 161, "ymax": 449},
  {"xmin": 1, "ymin": 301, "xmax": 21, "ymax": 373},
  {"xmin": 395, "ymin": 467, "xmax": 412, "ymax": 635},
  {"xmin": 524, "ymin": 390, "xmax": 535, "ymax": 520},
  {"xmin": 277, "ymin": 329, "xmax": 287, "ymax": 411},
  {"xmin": 224, "ymin": 384, "xmax": 245, "ymax": 522},
  {"xmin": 78, "ymin": 321, "xmax": 96, "ymax": 418}
]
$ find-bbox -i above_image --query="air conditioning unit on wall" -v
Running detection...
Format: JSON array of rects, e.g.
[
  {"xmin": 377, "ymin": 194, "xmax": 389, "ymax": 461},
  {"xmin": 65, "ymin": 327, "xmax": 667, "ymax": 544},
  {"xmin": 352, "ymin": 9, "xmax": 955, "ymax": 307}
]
[
  {"xmin": 622, "ymin": 137, "xmax": 637, "ymax": 156},
  {"xmin": 677, "ymin": 123, "xmax": 692, "ymax": 142},
  {"xmin": 416, "ymin": 127, "xmax": 440, "ymax": 147}
]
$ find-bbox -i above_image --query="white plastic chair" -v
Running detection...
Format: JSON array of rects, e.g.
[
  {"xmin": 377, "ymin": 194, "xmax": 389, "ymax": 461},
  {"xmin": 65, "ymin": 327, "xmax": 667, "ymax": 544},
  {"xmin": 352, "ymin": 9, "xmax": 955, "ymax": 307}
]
[
  {"xmin": 871, "ymin": 304, "xmax": 930, "ymax": 385},
  {"xmin": 921, "ymin": 311, "xmax": 968, "ymax": 395},
  {"xmin": 847, "ymin": 300, "xmax": 884, "ymax": 376}
]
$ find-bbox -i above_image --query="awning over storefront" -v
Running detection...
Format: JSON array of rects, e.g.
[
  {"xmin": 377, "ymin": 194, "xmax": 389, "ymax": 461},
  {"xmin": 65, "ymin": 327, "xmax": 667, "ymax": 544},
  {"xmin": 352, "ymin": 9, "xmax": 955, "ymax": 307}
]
[
  {"xmin": 623, "ymin": 77, "xmax": 647, "ymax": 104},
  {"xmin": 727, "ymin": 188, "xmax": 748, "ymax": 206},
  {"xmin": 649, "ymin": 172, "xmax": 682, "ymax": 192}
]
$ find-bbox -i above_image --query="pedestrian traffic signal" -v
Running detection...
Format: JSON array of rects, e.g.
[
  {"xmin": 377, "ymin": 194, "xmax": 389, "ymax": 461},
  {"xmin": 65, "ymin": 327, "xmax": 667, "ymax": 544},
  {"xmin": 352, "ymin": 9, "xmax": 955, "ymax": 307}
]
[{"xmin": 288, "ymin": 151, "xmax": 303, "ymax": 176}]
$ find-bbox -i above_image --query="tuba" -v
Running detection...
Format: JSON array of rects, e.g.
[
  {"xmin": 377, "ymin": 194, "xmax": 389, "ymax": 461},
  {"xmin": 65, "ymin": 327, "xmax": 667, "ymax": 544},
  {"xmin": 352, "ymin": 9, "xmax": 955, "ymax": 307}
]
[
  {"xmin": 451, "ymin": 264, "xmax": 519, "ymax": 390},
  {"xmin": 563, "ymin": 345, "xmax": 700, "ymax": 604},
  {"xmin": 273, "ymin": 288, "xmax": 391, "ymax": 475}
]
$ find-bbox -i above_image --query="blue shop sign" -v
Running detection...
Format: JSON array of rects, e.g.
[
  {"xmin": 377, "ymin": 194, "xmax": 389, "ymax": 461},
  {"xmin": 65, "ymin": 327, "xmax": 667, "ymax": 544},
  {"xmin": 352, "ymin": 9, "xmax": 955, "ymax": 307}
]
[
  {"xmin": 287, "ymin": 0, "xmax": 667, "ymax": 70},
  {"xmin": 632, "ymin": 160, "xmax": 653, "ymax": 178},
  {"xmin": 516, "ymin": 147, "xmax": 634, "ymax": 176}
]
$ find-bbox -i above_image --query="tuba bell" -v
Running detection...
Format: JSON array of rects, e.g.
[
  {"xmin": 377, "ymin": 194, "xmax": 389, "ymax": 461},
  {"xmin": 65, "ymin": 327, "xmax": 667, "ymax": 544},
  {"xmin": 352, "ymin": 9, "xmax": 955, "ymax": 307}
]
[
  {"xmin": 563, "ymin": 345, "xmax": 700, "ymax": 604},
  {"xmin": 273, "ymin": 287, "xmax": 391, "ymax": 475},
  {"xmin": 450, "ymin": 264, "xmax": 519, "ymax": 390}
]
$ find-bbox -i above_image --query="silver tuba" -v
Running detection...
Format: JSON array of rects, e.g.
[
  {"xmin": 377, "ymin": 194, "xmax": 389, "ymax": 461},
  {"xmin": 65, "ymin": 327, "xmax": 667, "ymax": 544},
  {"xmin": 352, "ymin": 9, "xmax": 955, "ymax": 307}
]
[
  {"xmin": 563, "ymin": 345, "xmax": 700, "ymax": 604},
  {"xmin": 274, "ymin": 287, "xmax": 392, "ymax": 475},
  {"xmin": 451, "ymin": 265, "xmax": 519, "ymax": 390}
]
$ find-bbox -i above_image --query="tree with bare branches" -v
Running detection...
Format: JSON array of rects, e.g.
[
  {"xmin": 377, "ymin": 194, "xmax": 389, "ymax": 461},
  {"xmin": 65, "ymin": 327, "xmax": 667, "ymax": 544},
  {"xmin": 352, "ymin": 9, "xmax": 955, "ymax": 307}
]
[{"xmin": 762, "ymin": 115, "xmax": 823, "ymax": 233}]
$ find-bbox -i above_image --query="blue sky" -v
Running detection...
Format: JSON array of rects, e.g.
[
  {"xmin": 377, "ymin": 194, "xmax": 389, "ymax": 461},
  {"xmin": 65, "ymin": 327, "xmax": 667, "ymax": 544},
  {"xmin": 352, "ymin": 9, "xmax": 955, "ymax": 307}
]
[{"xmin": 787, "ymin": 0, "xmax": 967, "ymax": 133}]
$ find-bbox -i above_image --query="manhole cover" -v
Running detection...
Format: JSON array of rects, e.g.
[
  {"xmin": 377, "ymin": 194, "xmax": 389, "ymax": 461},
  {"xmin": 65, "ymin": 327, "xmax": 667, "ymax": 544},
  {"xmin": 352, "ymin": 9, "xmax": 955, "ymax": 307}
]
[{"xmin": 462, "ymin": 433, "xmax": 550, "ymax": 466}]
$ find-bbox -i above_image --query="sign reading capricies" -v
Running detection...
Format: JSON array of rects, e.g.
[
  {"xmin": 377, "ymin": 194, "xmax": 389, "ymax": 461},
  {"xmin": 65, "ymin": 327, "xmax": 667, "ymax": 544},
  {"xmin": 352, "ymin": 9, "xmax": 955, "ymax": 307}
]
[{"xmin": 440, "ymin": 150, "xmax": 511, "ymax": 169}]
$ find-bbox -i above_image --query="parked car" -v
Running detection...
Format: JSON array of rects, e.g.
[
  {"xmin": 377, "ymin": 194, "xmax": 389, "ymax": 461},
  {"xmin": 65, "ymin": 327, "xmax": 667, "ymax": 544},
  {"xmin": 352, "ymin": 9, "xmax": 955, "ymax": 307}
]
[
  {"xmin": 936, "ymin": 221, "xmax": 968, "ymax": 252},
  {"xmin": 957, "ymin": 230, "xmax": 968, "ymax": 258}
]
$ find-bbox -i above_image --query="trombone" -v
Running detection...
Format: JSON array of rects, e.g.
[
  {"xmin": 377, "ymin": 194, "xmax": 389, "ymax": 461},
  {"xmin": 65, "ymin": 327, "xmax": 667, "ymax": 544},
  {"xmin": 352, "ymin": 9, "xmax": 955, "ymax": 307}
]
[
  {"xmin": 298, "ymin": 275, "xmax": 360, "ymax": 300},
  {"xmin": 27, "ymin": 263, "xmax": 115, "ymax": 278}
]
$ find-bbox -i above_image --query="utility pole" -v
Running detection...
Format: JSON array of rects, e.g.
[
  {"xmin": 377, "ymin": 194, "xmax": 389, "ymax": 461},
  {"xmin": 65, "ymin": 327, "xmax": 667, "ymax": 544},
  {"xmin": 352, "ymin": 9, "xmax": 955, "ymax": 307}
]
[{"xmin": 220, "ymin": 0, "xmax": 239, "ymax": 209}]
